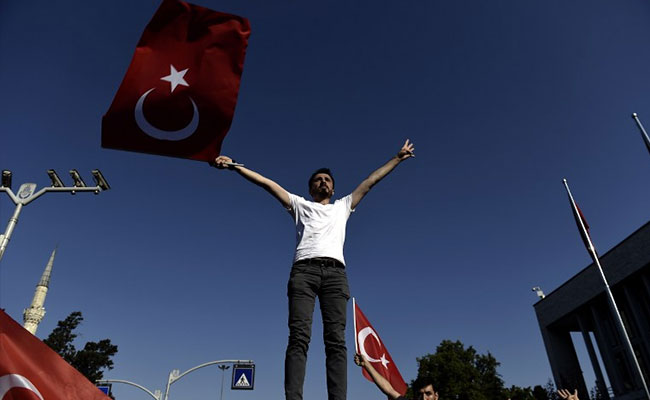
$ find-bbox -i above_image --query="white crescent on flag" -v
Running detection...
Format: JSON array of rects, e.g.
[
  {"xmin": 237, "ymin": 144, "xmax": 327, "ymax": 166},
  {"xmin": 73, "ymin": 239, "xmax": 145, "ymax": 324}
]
[
  {"xmin": 0, "ymin": 374, "xmax": 44, "ymax": 400},
  {"xmin": 134, "ymin": 87, "xmax": 199, "ymax": 141},
  {"xmin": 357, "ymin": 327, "xmax": 389, "ymax": 368}
]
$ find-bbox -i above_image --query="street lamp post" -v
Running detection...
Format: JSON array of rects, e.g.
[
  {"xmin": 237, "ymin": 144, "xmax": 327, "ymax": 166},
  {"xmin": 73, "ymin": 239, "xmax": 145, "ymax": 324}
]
[
  {"xmin": 163, "ymin": 359, "xmax": 254, "ymax": 400},
  {"xmin": 218, "ymin": 364, "xmax": 230, "ymax": 400},
  {"xmin": 96, "ymin": 379, "xmax": 161, "ymax": 400},
  {"xmin": 0, "ymin": 169, "xmax": 110, "ymax": 263}
]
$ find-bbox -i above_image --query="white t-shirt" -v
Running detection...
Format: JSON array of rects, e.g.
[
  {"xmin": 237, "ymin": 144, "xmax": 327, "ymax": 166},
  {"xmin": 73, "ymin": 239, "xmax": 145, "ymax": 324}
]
[{"xmin": 287, "ymin": 193, "xmax": 354, "ymax": 266}]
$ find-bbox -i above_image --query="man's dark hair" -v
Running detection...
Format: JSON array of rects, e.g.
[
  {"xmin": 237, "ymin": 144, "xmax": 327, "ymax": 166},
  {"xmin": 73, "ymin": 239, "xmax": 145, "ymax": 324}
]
[
  {"xmin": 413, "ymin": 376, "xmax": 437, "ymax": 394},
  {"xmin": 308, "ymin": 168, "xmax": 335, "ymax": 190}
]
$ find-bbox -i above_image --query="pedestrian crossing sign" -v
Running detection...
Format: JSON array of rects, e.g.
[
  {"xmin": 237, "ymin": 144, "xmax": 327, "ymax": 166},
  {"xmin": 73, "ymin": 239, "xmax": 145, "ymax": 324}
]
[
  {"xmin": 96, "ymin": 384, "xmax": 111, "ymax": 396},
  {"xmin": 231, "ymin": 363, "xmax": 255, "ymax": 390}
]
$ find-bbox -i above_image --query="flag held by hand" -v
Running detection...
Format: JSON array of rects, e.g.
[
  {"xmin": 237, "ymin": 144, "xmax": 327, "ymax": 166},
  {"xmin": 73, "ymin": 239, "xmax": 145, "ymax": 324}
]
[
  {"xmin": 102, "ymin": 0, "xmax": 250, "ymax": 162},
  {"xmin": 353, "ymin": 299, "xmax": 407, "ymax": 396}
]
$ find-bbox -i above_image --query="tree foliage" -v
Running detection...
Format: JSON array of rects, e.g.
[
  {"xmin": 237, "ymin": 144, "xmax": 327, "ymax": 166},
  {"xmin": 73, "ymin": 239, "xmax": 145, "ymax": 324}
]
[
  {"xmin": 532, "ymin": 384, "xmax": 550, "ymax": 400},
  {"xmin": 413, "ymin": 340, "xmax": 553, "ymax": 400},
  {"xmin": 504, "ymin": 385, "xmax": 535, "ymax": 400},
  {"xmin": 543, "ymin": 378, "xmax": 560, "ymax": 400},
  {"xmin": 43, "ymin": 311, "xmax": 118, "ymax": 383},
  {"xmin": 414, "ymin": 340, "xmax": 505, "ymax": 400}
]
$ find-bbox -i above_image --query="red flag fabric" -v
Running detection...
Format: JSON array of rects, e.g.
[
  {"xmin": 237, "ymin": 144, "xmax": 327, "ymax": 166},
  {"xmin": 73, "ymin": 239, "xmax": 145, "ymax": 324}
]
[
  {"xmin": 102, "ymin": 0, "xmax": 250, "ymax": 162},
  {"xmin": 573, "ymin": 203, "xmax": 596, "ymax": 254},
  {"xmin": 354, "ymin": 301, "xmax": 407, "ymax": 396},
  {"xmin": 0, "ymin": 309, "xmax": 109, "ymax": 400}
]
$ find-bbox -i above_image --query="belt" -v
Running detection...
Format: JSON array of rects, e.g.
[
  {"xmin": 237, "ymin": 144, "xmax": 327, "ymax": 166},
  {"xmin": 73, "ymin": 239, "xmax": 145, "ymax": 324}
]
[{"xmin": 294, "ymin": 257, "xmax": 344, "ymax": 269}]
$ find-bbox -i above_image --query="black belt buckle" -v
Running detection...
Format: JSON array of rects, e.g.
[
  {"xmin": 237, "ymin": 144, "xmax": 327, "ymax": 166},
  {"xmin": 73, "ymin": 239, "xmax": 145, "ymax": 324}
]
[
  {"xmin": 315, "ymin": 257, "xmax": 342, "ymax": 268},
  {"xmin": 294, "ymin": 257, "xmax": 343, "ymax": 269}
]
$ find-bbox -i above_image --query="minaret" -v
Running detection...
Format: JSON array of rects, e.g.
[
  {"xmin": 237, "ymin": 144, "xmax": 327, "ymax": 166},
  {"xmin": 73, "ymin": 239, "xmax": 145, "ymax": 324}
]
[{"xmin": 23, "ymin": 248, "xmax": 56, "ymax": 334}]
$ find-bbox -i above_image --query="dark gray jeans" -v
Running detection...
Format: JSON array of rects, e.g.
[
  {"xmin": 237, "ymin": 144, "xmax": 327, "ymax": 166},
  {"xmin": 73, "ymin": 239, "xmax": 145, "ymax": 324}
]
[{"xmin": 285, "ymin": 257, "xmax": 350, "ymax": 400}]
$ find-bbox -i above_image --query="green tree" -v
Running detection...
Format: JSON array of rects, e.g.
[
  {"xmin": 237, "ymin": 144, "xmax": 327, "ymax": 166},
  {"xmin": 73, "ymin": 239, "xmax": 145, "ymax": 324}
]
[
  {"xmin": 543, "ymin": 379, "xmax": 560, "ymax": 400},
  {"xmin": 414, "ymin": 340, "xmax": 506, "ymax": 400},
  {"xmin": 43, "ymin": 311, "xmax": 118, "ymax": 383},
  {"xmin": 504, "ymin": 385, "xmax": 535, "ymax": 400},
  {"xmin": 414, "ymin": 340, "xmax": 543, "ymax": 400},
  {"xmin": 532, "ymin": 384, "xmax": 549, "ymax": 400}
]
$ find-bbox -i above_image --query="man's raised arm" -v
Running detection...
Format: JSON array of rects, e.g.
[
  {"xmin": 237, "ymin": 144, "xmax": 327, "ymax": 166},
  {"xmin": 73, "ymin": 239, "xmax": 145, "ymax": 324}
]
[
  {"xmin": 354, "ymin": 353, "xmax": 402, "ymax": 400},
  {"xmin": 351, "ymin": 139, "xmax": 415, "ymax": 210},
  {"xmin": 213, "ymin": 155, "xmax": 291, "ymax": 208}
]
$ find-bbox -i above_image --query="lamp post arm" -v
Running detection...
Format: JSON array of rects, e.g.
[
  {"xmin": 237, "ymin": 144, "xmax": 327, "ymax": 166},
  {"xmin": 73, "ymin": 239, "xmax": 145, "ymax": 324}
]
[
  {"xmin": 97, "ymin": 379, "xmax": 161, "ymax": 400},
  {"xmin": 0, "ymin": 188, "xmax": 19, "ymax": 205},
  {"xmin": 173, "ymin": 359, "xmax": 254, "ymax": 383},
  {"xmin": 0, "ymin": 172, "xmax": 109, "ymax": 263},
  {"xmin": 0, "ymin": 185, "xmax": 104, "ymax": 262},
  {"xmin": 22, "ymin": 186, "xmax": 104, "ymax": 205},
  {"xmin": 163, "ymin": 359, "xmax": 254, "ymax": 400},
  {"xmin": 0, "ymin": 184, "xmax": 105, "ymax": 206}
]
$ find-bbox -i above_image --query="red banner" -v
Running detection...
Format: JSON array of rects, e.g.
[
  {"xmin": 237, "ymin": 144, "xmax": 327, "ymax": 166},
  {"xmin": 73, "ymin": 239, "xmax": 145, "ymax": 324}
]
[
  {"xmin": 102, "ymin": 0, "xmax": 250, "ymax": 162},
  {"xmin": 354, "ymin": 301, "xmax": 407, "ymax": 396},
  {"xmin": 0, "ymin": 309, "xmax": 110, "ymax": 400}
]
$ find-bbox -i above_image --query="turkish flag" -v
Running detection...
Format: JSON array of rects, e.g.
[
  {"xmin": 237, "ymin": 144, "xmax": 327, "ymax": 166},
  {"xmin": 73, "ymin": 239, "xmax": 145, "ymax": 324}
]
[
  {"xmin": 354, "ymin": 300, "xmax": 407, "ymax": 396},
  {"xmin": 102, "ymin": 0, "xmax": 250, "ymax": 162},
  {"xmin": 573, "ymin": 203, "xmax": 596, "ymax": 254},
  {"xmin": 0, "ymin": 309, "xmax": 109, "ymax": 400}
]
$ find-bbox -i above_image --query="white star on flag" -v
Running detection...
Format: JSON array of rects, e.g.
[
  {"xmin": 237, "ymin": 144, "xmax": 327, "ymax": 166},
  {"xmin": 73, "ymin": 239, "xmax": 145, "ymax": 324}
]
[
  {"xmin": 380, "ymin": 354, "xmax": 390, "ymax": 369},
  {"xmin": 161, "ymin": 65, "xmax": 189, "ymax": 92}
]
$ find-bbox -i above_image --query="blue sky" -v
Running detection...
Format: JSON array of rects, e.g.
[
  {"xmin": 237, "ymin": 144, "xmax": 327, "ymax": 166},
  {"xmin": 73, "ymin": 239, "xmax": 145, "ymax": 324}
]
[{"xmin": 2, "ymin": 1, "xmax": 650, "ymax": 399}]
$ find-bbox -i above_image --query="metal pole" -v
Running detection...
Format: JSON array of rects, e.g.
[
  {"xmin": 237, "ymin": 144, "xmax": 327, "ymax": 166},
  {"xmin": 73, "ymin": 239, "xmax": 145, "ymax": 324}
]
[
  {"xmin": 0, "ymin": 171, "xmax": 109, "ymax": 264},
  {"xmin": 96, "ymin": 379, "xmax": 161, "ymax": 400},
  {"xmin": 631, "ymin": 113, "xmax": 650, "ymax": 155},
  {"xmin": 0, "ymin": 202, "xmax": 22, "ymax": 263},
  {"xmin": 163, "ymin": 360, "xmax": 252, "ymax": 400},
  {"xmin": 564, "ymin": 179, "xmax": 650, "ymax": 399},
  {"xmin": 218, "ymin": 364, "xmax": 230, "ymax": 400},
  {"xmin": 163, "ymin": 370, "xmax": 177, "ymax": 400},
  {"xmin": 353, "ymin": 297, "xmax": 358, "ymax": 354}
]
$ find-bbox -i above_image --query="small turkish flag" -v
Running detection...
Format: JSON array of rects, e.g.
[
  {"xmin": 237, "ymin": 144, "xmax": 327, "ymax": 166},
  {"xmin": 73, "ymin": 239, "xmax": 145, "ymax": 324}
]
[
  {"xmin": 573, "ymin": 203, "xmax": 596, "ymax": 254},
  {"xmin": 353, "ymin": 299, "xmax": 407, "ymax": 396},
  {"xmin": 0, "ymin": 309, "xmax": 109, "ymax": 400},
  {"xmin": 102, "ymin": 0, "xmax": 250, "ymax": 162}
]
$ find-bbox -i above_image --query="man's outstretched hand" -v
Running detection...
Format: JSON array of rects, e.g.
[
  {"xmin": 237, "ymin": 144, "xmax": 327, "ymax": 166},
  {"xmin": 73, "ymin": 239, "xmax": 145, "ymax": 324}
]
[
  {"xmin": 397, "ymin": 139, "xmax": 415, "ymax": 160},
  {"xmin": 213, "ymin": 155, "xmax": 234, "ymax": 169},
  {"xmin": 557, "ymin": 389, "xmax": 579, "ymax": 400}
]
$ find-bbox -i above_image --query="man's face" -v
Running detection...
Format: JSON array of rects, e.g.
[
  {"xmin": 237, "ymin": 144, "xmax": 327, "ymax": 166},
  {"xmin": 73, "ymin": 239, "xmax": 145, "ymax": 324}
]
[
  {"xmin": 309, "ymin": 173, "xmax": 334, "ymax": 200},
  {"xmin": 417, "ymin": 384, "xmax": 438, "ymax": 400}
]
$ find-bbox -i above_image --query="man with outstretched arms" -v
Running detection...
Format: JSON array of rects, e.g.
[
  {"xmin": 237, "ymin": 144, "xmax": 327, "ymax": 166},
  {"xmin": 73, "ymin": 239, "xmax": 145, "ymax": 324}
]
[{"xmin": 213, "ymin": 139, "xmax": 415, "ymax": 400}]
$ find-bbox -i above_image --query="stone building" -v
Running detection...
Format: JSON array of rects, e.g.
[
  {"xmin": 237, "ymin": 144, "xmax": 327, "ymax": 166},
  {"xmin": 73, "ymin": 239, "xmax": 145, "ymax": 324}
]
[{"xmin": 534, "ymin": 222, "xmax": 650, "ymax": 400}]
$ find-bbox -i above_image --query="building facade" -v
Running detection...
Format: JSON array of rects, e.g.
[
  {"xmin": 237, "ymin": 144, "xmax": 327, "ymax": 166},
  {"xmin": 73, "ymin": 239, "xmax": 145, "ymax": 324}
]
[{"xmin": 534, "ymin": 222, "xmax": 650, "ymax": 400}]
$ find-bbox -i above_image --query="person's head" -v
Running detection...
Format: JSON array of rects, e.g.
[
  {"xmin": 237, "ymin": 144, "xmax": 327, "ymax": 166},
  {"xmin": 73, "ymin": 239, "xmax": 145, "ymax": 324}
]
[
  {"xmin": 308, "ymin": 168, "xmax": 335, "ymax": 202},
  {"xmin": 414, "ymin": 377, "xmax": 439, "ymax": 400}
]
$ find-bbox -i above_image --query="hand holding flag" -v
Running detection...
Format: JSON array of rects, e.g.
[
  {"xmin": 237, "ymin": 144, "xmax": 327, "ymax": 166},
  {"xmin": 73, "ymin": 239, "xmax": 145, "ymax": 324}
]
[{"xmin": 354, "ymin": 353, "xmax": 404, "ymax": 400}]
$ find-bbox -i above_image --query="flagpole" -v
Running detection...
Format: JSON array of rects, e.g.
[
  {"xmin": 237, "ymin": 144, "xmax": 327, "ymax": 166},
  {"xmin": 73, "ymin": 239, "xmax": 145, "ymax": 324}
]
[
  {"xmin": 631, "ymin": 113, "xmax": 650, "ymax": 155},
  {"xmin": 563, "ymin": 179, "xmax": 650, "ymax": 399},
  {"xmin": 352, "ymin": 297, "xmax": 358, "ymax": 354}
]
